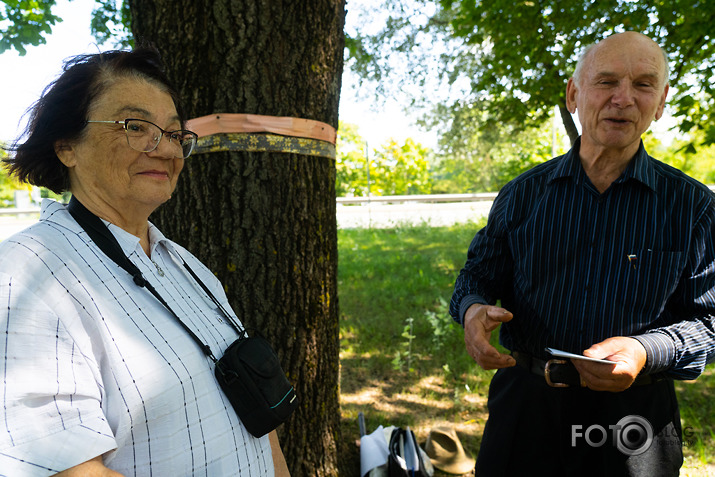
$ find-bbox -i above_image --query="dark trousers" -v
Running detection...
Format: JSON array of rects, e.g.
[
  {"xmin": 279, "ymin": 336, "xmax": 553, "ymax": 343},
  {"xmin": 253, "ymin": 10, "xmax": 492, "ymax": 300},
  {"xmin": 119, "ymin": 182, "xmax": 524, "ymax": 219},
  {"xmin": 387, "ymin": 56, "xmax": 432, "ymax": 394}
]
[{"xmin": 475, "ymin": 365, "xmax": 683, "ymax": 477}]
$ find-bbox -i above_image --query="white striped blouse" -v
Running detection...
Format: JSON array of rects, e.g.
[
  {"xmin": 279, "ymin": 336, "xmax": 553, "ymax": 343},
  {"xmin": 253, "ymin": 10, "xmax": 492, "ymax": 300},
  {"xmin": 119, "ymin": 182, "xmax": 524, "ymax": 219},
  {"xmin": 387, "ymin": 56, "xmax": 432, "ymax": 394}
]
[{"xmin": 0, "ymin": 199, "xmax": 274, "ymax": 476}]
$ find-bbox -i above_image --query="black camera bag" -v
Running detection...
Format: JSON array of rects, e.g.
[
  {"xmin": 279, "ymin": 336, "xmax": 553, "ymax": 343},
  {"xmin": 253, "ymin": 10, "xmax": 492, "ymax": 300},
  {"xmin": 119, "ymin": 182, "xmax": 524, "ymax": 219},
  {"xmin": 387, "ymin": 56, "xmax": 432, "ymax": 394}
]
[{"xmin": 215, "ymin": 334, "xmax": 298, "ymax": 437}]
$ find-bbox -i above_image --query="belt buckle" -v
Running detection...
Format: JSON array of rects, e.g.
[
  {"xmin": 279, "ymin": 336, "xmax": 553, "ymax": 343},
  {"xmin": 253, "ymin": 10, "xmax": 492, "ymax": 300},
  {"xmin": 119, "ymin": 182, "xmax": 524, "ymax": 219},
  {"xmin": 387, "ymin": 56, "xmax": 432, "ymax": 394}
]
[{"xmin": 544, "ymin": 358, "xmax": 569, "ymax": 388}]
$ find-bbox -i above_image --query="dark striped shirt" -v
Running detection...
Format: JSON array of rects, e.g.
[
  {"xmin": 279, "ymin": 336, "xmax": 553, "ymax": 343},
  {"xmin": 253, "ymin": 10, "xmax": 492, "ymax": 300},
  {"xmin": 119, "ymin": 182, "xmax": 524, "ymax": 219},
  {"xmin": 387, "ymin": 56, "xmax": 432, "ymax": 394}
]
[{"xmin": 450, "ymin": 139, "xmax": 715, "ymax": 380}]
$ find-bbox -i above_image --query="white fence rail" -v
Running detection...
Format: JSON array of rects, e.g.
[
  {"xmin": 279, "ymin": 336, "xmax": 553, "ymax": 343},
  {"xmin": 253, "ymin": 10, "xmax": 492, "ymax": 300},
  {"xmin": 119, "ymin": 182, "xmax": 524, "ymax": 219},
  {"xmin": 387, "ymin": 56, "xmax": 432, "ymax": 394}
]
[
  {"xmin": 0, "ymin": 194, "xmax": 499, "ymax": 218},
  {"xmin": 337, "ymin": 185, "xmax": 715, "ymax": 205},
  {"xmin": 0, "ymin": 207, "xmax": 41, "ymax": 216},
  {"xmin": 2, "ymin": 185, "xmax": 714, "ymax": 227},
  {"xmin": 336, "ymin": 192, "xmax": 498, "ymax": 205}
]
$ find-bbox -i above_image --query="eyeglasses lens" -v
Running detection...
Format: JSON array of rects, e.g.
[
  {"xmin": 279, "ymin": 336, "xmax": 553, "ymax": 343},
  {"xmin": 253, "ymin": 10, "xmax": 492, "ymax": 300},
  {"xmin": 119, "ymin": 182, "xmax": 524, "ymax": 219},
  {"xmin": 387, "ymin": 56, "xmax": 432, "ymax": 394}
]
[
  {"xmin": 178, "ymin": 133, "xmax": 197, "ymax": 158},
  {"xmin": 124, "ymin": 119, "xmax": 196, "ymax": 158}
]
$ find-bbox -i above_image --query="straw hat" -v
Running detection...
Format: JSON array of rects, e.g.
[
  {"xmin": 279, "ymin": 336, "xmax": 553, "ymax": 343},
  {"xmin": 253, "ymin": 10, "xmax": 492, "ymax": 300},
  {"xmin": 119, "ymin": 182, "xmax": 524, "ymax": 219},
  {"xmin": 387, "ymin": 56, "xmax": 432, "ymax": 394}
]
[{"xmin": 424, "ymin": 426, "xmax": 475, "ymax": 475}]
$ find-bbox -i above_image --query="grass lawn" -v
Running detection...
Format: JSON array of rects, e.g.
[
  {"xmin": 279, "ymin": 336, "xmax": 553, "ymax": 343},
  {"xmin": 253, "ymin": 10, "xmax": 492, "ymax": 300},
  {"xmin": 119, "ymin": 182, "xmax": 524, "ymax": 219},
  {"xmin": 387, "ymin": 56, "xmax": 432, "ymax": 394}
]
[{"xmin": 337, "ymin": 221, "xmax": 715, "ymax": 476}]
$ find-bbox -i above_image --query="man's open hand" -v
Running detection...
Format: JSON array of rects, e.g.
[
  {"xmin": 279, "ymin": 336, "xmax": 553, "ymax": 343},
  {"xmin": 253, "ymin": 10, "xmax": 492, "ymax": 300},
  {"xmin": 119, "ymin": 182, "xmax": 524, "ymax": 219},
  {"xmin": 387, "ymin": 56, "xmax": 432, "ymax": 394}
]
[{"xmin": 464, "ymin": 304, "xmax": 515, "ymax": 370}]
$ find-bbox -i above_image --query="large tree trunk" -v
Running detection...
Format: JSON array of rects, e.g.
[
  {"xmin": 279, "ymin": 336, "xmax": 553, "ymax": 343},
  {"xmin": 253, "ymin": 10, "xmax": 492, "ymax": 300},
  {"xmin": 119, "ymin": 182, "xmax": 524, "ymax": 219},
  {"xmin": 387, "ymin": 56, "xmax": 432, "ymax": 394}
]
[
  {"xmin": 128, "ymin": 1, "xmax": 344, "ymax": 474},
  {"xmin": 559, "ymin": 102, "xmax": 579, "ymax": 145}
]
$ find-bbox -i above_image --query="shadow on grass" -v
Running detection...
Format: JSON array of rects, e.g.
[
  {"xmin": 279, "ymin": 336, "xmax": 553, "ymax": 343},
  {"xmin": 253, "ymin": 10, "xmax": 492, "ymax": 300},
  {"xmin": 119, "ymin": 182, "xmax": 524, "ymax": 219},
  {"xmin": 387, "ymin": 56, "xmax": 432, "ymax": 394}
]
[
  {"xmin": 337, "ymin": 222, "xmax": 715, "ymax": 475},
  {"xmin": 338, "ymin": 354, "xmax": 490, "ymax": 477},
  {"xmin": 337, "ymin": 221, "xmax": 502, "ymax": 476},
  {"xmin": 675, "ymin": 367, "xmax": 715, "ymax": 464}
]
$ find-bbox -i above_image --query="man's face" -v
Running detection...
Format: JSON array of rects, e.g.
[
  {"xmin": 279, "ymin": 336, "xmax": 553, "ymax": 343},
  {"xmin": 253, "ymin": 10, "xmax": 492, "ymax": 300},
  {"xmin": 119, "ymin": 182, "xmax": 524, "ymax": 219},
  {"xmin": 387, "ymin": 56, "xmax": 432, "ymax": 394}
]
[{"xmin": 567, "ymin": 33, "xmax": 669, "ymax": 157}]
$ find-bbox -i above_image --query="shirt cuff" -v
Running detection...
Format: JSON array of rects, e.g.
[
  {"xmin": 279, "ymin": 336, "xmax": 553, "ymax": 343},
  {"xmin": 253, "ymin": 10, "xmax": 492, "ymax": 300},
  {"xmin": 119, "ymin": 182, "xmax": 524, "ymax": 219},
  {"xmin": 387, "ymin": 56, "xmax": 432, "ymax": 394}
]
[
  {"xmin": 631, "ymin": 332, "xmax": 676, "ymax": 375},
  {"xmin": 0, "ymin": 414, "xmax": 117, "ymax": 476},
  {"xmin": 458, "ymin": 294, "xmax": 488, "ymax": 325}
]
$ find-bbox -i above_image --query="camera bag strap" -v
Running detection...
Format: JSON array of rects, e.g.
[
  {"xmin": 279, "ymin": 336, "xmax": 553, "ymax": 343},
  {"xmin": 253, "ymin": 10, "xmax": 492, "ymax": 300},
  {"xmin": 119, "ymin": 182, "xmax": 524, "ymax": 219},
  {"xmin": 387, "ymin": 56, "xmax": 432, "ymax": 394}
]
[
  {"xmin": 66, "ymin": 196, "xmax": 239, "ymax": 363},
  {"xmin": 67, "ymin": 197, "xmax": 299, "ymax": 438}
]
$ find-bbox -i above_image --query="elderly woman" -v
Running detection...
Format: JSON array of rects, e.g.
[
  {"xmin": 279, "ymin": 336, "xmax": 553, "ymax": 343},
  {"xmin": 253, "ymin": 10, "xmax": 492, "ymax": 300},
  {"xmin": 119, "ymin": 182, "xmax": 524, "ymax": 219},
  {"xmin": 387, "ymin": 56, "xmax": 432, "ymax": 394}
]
[{"xmin": 0, "ymin": 48, "xmax": 289, "ymax": 476}]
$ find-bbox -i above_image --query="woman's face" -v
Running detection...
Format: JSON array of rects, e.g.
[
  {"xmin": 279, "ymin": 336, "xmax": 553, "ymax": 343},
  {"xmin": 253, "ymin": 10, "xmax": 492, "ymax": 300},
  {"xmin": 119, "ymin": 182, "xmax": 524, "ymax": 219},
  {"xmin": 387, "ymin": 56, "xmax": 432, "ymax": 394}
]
[{"xmin": 57, "ymin": 76, "xmax": 185, "ymax": 221}]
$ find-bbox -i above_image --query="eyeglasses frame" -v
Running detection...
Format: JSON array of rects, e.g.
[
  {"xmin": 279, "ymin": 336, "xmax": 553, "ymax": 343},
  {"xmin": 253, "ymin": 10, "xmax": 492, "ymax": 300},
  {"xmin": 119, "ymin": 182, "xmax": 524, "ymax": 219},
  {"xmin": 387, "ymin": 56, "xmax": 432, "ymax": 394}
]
[{"xmin": 86, "ymin": 118, "xmax": 199, "ymax": 158}]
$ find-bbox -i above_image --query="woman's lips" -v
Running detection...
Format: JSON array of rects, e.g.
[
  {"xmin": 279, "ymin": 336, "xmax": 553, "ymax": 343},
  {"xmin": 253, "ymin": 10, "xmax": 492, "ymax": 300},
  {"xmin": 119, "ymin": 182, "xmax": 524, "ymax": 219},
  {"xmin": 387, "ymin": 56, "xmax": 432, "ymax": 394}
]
[{"xmin": 139, "ymin": 170, "xmax": 170, "ymax": 179}]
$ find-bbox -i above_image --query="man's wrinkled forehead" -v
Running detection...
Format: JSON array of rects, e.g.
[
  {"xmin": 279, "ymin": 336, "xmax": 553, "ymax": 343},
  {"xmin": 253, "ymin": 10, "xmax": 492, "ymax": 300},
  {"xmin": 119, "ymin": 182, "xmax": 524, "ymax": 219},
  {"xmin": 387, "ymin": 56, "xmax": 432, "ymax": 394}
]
[{"xmin": 588, "ymin": 33, "xmax": 669, "ymax": 85}]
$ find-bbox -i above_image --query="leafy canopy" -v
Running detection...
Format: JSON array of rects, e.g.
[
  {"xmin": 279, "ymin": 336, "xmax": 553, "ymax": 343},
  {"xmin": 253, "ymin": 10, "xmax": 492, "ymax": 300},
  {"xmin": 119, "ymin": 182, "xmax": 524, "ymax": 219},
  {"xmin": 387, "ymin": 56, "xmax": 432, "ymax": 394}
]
[
  {"xmin": 347, "ymin": 0, "xmax": 715, "ymax": 146},
  {"xmin": 0, "ymin": 0, "xmax": 131, "ymax": 55},
  {"xmin": 425, "ymin": 100, "xmax": 569, "ymax": 193},
  {"xmin": 0, "ymin": 0, "xmax": 61, "ymax": 55}
]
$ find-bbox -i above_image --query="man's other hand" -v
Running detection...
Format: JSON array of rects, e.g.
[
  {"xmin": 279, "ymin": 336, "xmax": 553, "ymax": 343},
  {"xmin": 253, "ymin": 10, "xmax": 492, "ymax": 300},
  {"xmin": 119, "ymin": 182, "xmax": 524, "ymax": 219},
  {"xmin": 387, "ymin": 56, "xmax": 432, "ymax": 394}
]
[{"xmin": 464, "ymin": 304, "xmax": 515, "ymax": 370}]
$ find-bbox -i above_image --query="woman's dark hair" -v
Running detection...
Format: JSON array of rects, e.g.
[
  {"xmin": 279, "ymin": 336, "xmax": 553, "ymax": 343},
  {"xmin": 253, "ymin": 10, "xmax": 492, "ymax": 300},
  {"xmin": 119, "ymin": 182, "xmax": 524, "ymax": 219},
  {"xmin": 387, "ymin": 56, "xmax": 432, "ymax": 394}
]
[{"xmin": 2, "ymin": 46, "xmax": 185, "ymax": 194}]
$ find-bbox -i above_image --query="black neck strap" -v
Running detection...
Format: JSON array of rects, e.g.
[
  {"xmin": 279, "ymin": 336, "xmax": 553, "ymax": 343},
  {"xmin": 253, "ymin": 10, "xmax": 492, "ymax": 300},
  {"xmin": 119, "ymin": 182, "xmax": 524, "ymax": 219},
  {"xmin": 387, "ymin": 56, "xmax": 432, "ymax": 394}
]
[{"xmin": 67, "ymin": 197, "xmax": 243, "ymax": 362}]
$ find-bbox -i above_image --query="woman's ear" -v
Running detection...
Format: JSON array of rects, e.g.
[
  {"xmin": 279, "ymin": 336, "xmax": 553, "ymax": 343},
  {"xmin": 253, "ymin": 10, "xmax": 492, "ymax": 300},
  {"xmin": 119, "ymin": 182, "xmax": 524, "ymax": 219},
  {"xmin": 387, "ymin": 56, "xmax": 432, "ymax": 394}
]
[{"xmin": 54, "ymin": 140, "xmax": 77, "ymax": 168}]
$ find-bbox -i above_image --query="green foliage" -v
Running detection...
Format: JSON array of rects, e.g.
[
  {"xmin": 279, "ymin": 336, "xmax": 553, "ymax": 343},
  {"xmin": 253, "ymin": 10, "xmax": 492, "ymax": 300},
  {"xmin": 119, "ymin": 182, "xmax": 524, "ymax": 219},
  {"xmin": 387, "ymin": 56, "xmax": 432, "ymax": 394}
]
[
  {"xmin": 426, "ymin": 102, "xmax": 569, "ymax": 193},
  {"xmin": 392, "ymin": 316, "xmax": 417, "ymax": 371},
  {"xmin": 338, "ymin": 221, "xmax": 489, "ymax": 381},
  {"xmin": 0, "ymin": 0, "xmax": 132, "ymax": 55},
  {"xmin": 0, "ymin": 0, "xmax": 62, "ymax": 55},
  {"xmin": 423, "ymin": 296, "xmax": 454, "ymax": 351},
  {"xmin": 337, "ymin": 115, "xmax": 715, "ymax": 197},
  {"xmin": 0, "ymin": 147, "xmax": 18, "ymax": 205},
  {"xmin": 643, "ymin": 130, "xmax": 715, "ymax": 185},
  {"xmin": 336, "ymin": 122, "xmax": 370, "ymax": 196},
  {"xmin": 348, "ymin": 0, "xmax": 715, "ymax": 148},
  {"xmin": 90, "ymin": 0, "xmax": 132, "ymax": 48},
  {"xmin": 336, "ymin": 122, "xmax": 434, "ymax": 196},
  {"xmin": 370, "ymin": 138, "xmax": 434, "ymax": 195},
  {"xmin": 0, "ymin": 146, "xmax": 33, "ymax": 206}
]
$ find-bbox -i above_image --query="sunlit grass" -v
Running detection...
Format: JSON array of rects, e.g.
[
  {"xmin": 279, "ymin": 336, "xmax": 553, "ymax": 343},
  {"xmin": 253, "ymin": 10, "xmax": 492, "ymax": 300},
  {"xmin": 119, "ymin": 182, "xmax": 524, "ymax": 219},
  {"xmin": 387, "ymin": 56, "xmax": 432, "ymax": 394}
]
[
  {"xmin": 676, "ymin": 367, "xmax": 715, "ymax": 467},
  {"xmin": 337, "ymin": 221, "xmax": 715, "ymax": 476}
]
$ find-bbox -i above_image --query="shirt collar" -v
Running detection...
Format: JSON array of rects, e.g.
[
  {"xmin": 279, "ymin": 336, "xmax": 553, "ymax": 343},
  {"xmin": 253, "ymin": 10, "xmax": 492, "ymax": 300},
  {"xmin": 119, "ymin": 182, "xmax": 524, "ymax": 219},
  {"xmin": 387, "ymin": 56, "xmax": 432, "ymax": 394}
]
[
  {"xmin": 40, "ymin": 199, "xmax": 178, "ymax": 259},
  {"xmin": 147, "ymin": 222, "xmax": 180, "ymax": 256},
  {"xmin": 106, "ymin": 220, "xmax": 176, "ymax": 258},
  {"xmin": 617, "ymin": 142, "xmax": 656, "ymax": 191},
  {"xmin": 549, "ymin": 137, "xmax": 587, "ymax": 185},
  {"xmin": 105, "ymin": 222, "xmax": 144, "ymax": 257},
  {"xmin": 548, "ymin": 138, "xmax": 656, "ymax": 192}
]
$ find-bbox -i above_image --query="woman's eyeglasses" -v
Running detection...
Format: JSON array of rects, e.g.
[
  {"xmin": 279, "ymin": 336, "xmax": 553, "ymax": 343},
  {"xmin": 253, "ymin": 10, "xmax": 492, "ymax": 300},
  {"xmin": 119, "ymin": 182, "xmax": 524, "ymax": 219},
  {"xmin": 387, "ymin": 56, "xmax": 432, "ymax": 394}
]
[{"xmin": 86, "ymin": 118, "xmax": 198, "ymax": 159}]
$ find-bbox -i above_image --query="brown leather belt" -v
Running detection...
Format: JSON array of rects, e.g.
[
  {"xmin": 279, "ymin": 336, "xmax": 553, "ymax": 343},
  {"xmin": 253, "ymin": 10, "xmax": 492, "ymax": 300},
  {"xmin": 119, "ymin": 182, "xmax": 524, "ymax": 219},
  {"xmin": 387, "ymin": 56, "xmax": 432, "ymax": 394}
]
[{"xmin": 512, "ymin": 351, "xmax": 655, "ymax": 388}]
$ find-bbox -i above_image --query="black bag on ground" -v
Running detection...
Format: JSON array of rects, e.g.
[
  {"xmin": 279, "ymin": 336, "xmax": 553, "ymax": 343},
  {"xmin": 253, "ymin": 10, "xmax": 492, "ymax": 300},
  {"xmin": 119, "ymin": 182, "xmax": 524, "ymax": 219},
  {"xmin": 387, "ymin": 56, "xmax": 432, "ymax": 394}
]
[
  {"xmin": 388, "ymin": 427, "xmax": 430, "ymax": 477},
  {"xmin": 215, "ymin": 333, "xmax": 299, "ymax": 438}
]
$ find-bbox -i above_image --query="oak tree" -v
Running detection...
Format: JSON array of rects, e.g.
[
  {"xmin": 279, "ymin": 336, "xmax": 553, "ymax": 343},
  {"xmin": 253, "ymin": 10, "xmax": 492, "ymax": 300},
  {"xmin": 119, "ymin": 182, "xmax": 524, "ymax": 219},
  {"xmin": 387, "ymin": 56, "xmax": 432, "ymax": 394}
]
[{"xmin": 2, "ymin": 0, "xmax": 346, "ymax": 474}]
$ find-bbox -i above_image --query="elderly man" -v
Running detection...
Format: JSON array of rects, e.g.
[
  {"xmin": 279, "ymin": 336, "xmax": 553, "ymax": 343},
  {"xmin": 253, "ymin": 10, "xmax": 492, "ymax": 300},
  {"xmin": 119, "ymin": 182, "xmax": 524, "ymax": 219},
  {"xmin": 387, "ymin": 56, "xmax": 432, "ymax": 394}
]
[{"xmin": 450, "ymin": 31, "xmax": 715, "ymax": 476}]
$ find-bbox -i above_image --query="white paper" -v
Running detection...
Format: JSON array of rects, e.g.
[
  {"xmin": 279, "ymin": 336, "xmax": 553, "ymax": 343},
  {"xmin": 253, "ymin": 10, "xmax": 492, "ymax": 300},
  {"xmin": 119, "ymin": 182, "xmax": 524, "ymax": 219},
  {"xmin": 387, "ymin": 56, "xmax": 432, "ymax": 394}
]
[
  {"xmin": 545, "ymin": 347, "xmax": 616, "ymax": 364},
  {"xmin": 360, "ymin": 425, "xmax": 390, "ymax": 477},
  {"xmin": 404, "ymin": 426, "xmax": 420, "ymax": 471}
]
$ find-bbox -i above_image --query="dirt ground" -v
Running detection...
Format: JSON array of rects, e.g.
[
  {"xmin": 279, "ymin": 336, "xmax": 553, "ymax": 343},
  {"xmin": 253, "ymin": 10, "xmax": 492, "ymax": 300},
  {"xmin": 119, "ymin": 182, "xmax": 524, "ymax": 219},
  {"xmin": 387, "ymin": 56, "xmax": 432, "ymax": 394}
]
[
  {"xmin": 339, "ymin": 372, "xmax": 486, "ymax": 476},
  {"xmin": 337, "ymin": 372, "xmax": 715, "ymax": 476}
]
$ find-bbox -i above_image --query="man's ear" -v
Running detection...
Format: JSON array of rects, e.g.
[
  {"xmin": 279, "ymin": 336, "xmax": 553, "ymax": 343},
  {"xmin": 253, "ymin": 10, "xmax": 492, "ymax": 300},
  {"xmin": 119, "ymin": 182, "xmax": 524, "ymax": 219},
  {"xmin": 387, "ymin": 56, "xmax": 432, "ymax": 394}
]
[
  {"xmin": 654, "ymin": 84, "xmax": 670, "ymax": 121},
  {"xmin": 54, "ymin": 140, "xmax": 77, "ymax": 168},
  {"xmin": 566, "ymin": 78, "xmax": 578, "ymax": 114}
]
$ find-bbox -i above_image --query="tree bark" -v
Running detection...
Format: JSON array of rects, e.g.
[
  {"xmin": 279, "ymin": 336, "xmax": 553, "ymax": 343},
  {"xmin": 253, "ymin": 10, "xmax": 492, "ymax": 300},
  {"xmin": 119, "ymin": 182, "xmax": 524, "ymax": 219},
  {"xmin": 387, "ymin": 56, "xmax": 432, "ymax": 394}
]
[
  {"xmin": 559, "ymin": 102, "xmax": 579, "ymax": 145},
  {"xmin": 128, "ymin": 1, "xmax": 344, "ymax": 474}
]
